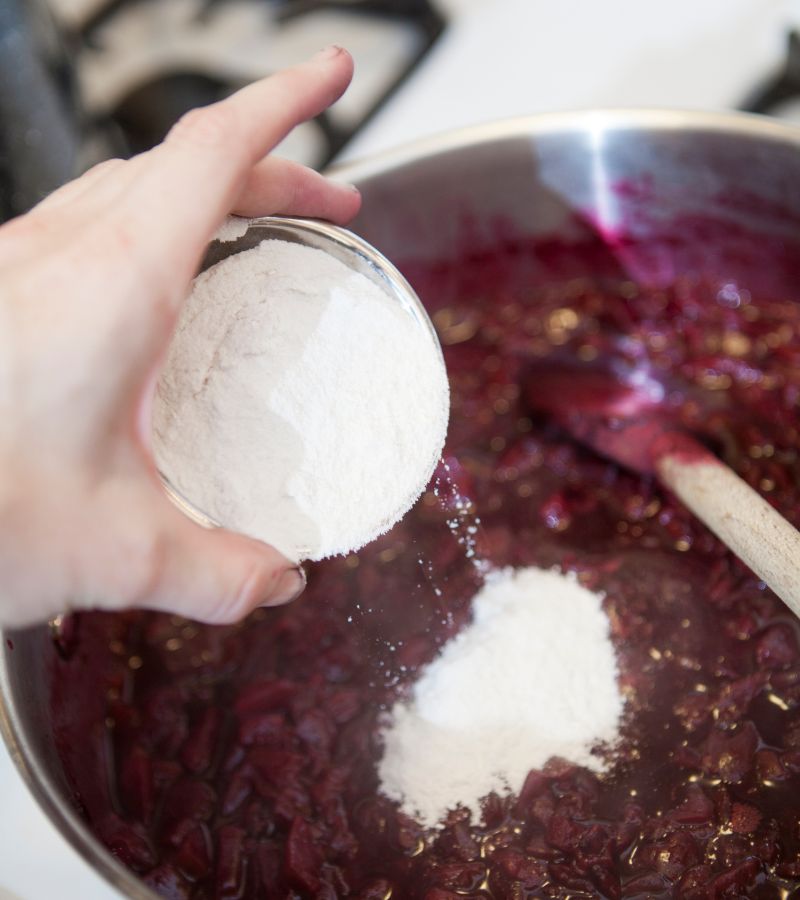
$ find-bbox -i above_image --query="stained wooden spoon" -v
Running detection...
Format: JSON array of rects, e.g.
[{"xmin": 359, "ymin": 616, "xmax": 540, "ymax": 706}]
[{"xmin": 526, "ymin": 358, "xmax": 800, "ymax": 618}]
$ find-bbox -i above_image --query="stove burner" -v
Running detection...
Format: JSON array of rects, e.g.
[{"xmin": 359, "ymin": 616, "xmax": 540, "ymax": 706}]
[
  {"xmin": 740, "ymin": 30, "xmax": 800, "ymax": 119},
  {"xmin": 72, "ymin": 0, "xmax": 446, "ymax": 167},
  {"xmin": 0, "ymin": 0, "xmax": 84, "ymax": 220}
]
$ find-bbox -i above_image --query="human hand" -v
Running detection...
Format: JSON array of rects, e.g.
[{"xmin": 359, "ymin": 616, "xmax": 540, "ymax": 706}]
[{"xmin": 0, "ymin": 47, "xmax": 361, "ymax": 628}]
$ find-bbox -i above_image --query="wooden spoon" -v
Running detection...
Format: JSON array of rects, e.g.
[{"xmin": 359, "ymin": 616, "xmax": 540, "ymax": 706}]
[{"xmin": 526, "ymin": 358, "xmax": 800, "ymax": 618}]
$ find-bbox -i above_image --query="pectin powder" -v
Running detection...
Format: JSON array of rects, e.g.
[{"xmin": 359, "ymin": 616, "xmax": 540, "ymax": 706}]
[
  {"xmin": 152, "ymin": 239, "xmax": 449, "ymax": 562},
  {"xmin": 378, "ymin": 566, "xmax": 624, "ymax": 829}
]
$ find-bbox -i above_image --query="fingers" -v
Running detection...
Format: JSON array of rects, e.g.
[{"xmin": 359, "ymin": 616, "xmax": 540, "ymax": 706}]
[
  {"xmin": 233, "ymin": 156, "xmax": 361, "ymax": 223},
  {"xmin": 0, "ymin": 475, "xmax": 305, "ymax": 629},
  {"xmin": 118, "ymin": 46, "xmax": 355, "ymax": 284},
  {"xmin": 6, "ymin": 49, "xmax": 357, "ymax": 289},
  {"xmin": 0, "ymin": 459, "xmax": 306, "ymax": 629},
  {"xmin": 118, "ymin": 492, "xmax": 306, "ymax": 624}
]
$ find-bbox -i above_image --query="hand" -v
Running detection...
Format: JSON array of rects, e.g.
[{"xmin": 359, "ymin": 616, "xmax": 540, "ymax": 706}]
[{"xmin": 0, "ymin": 47, "xmax": 361, "ymax": 628}]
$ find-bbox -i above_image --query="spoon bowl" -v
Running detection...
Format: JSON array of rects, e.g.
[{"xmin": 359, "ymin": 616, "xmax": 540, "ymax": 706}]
[{"xmin": 526, "ymin": 352, "xmax": 800, "ymax": 618}]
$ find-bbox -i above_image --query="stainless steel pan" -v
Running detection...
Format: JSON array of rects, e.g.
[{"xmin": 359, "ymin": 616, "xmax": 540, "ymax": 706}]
[{"xmin": 5, "ymin": 109, "xmax": 800, "ymax": 897}]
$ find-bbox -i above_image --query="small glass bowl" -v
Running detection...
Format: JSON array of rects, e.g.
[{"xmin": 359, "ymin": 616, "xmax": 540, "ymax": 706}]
[{"xmin": 158, "ymin": 215, "xmax": 446, "ymax": 538}]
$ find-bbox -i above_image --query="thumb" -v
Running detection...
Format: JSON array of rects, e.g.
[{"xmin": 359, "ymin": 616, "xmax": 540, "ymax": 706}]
[{"xmin": 107, "ymin": 490, "xmax": 306, "ymax": 624}]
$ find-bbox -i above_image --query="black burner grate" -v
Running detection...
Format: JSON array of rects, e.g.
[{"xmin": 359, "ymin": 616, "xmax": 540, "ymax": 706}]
[
  {"xmin": 77, "ymin": 0, "xmax": 446, "ymax": 167},
  {"xmin": 740, "ymin": 30, "xmax": 800, "ymax": 118}
]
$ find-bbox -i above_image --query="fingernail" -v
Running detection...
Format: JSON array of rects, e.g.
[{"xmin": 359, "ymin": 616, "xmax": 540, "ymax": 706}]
[
  {"xmin": 264, "ymin": 566, "xmax": 306, "ymax": 607},
  {"xmin": 313, "ymin": 45, "xmax": 345, "ymax": 62},
  {"xmin": 346, "ymin": 183, "xmax": 360, "ymax": 195}
]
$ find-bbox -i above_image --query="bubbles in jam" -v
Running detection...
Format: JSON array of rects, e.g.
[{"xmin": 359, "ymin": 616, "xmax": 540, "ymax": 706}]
[{"xmin": 50, "ymin": 232, "xmax": 800, "ymax": 899}]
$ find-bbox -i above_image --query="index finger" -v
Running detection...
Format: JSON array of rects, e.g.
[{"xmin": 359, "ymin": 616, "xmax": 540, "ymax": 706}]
[{"xmin": 117, "ymin": 46, "xmax": 354, "ymax": 283}]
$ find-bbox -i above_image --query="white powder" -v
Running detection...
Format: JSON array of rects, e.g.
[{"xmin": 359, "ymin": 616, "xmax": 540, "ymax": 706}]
[
  {"xmin": 152, "ymin": 239, "xmax": 449, "ymax": 561},
  {"xmin": 213, "ymin": 215, "xmax": 251, "ymax": 243},
  {"xmin": 378, "ymin": 566, "xmax": 624, "ymax": 829}
]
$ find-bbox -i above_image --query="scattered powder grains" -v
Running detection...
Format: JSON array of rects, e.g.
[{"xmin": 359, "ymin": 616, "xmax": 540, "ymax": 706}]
[
  {"xmin": 152, "ymin": 239, "xmax": 449, "ymax": 562},
  {"xmin": 378, "ymin": 566, "xmax": 624, "ymax": 829}
]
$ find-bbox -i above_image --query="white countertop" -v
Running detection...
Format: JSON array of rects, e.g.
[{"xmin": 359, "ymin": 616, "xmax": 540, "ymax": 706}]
[
  {"xmin": 3, "ymin": 0, "xmax": 799, "ymax": 896},
  {"xmin": 0, "ymin": 741, "xmax": 111, "ymax": 899},
  {"xmin": 343, "ymin": 0, "xmax": 797, "ymax": 159}
]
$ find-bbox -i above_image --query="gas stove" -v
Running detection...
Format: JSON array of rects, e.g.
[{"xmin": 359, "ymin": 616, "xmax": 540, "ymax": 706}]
[
  {"xmin": 3, "ymin": 1, "xmax": 800, "ymax": 898},
  {"xmin": 48, "ymin": 0, "xmax": 446, "ymax": 167}
]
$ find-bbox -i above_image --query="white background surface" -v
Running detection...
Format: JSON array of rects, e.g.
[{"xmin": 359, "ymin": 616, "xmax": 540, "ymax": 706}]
[{"xmin": 4, "ymin": 0, "xmax": 800, "ymax": 896}]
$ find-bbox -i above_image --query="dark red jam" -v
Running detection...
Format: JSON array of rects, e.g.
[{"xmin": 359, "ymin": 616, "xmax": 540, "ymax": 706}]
[{"xmin": 51, "ymin": 232, "xmax": 800, "ymax": 900}]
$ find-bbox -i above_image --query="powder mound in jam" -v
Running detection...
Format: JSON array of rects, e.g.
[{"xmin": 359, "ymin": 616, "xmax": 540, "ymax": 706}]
[
  {"xmin": 50, "ymin": 238, "xmax": 800, "ymax": 900},
  {"xmin": 378, "ymin": 566, "xmax": 623, "ymax": 828}
]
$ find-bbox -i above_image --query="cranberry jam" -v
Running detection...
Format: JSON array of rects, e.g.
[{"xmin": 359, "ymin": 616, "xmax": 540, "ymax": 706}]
[{"xmin": 51, "ymin": 227, "xmax": 800, "ymax": 900}]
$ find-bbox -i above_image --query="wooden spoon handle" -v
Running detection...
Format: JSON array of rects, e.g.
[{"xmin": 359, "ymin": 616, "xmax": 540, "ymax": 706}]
[{"xmin": 657, "ymin": 450, "xmax": 800, "ymax": 618}]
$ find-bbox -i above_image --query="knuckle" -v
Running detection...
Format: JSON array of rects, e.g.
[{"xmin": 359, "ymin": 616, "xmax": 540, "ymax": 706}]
[
  {"xmin": 0, "ymin": 212, "xmax": 66, "ymax": 264},
  {"xmin": 274, "ymin": 177, "xmax": 301, "ymax": 214},
  {"xmin": 206, "ymin": 591, "xmax": 243, "ymax": 625},
  {"xmin": 209, "ymin": 561, "xmax": 279, "ymax": 625},
  {"xmin": 87, "ymin": 157, "xmax": 125, "ymax": 177},
  {"xmin": 106, "ymin": 218, "xmax": 137, "ymax": 253},
  {"xmin": 119, "ymin": 530, "xmax": 170, "ymax": 607},
  {"xmin": 79, "ymin": 220, "xmax": 139, "ymax": 269},
  {"xmin": 168, "ymin": 103, "xmax": 238, "ymax": 150},
  {"xmin": 6, "ymin": 211, "xmax": 49, "ymax": 241}
]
